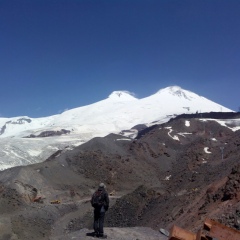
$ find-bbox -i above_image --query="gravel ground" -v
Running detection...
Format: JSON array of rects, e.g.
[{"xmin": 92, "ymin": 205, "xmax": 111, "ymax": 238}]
[{"xmin": 50, "ymin": 227, "xmax": 168, "ymax": 240}]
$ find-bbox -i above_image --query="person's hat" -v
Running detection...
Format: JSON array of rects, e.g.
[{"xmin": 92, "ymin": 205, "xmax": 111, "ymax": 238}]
[{"xmin": 99, "ymin": 183, "xmax": 105, "ymax": 188}]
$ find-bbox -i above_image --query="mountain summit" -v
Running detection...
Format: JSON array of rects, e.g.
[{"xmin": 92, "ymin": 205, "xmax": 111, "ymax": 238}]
[
  {"xmin": 108, "ymin": 91, "xmax": 137, "ymax": 101},
  {"xmin": 157, "ymin": 86, "xmax": 195, "ymax": 99},
  {"xmin": 0, "ymin": 86, "xmax": 233, "ymax": 170}
]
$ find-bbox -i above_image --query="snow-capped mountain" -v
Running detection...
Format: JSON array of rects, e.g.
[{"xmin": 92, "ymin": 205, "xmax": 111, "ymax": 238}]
[{"xmin": 0, "ymin": 86, "xmax": 233, "ymax": 170}]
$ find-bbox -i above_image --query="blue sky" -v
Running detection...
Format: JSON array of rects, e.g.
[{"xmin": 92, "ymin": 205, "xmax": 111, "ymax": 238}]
[{"xmin": 0, "ymin": 0, "xmax": 239, "ymax": 118}]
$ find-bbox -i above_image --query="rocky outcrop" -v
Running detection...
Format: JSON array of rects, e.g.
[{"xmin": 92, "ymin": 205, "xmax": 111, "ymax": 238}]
[
  {"xmin": 0, "ymin": 118, "xmax": 32, "ymax": 135},
  {"xmin": 25, "ymin": 129, "xmax": 70, "ymax": 138}
]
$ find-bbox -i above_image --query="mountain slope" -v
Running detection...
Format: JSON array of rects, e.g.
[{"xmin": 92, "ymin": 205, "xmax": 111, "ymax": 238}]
[
  {"xmin": 0, "ymin": 115, "xmax": 240, "ymax": 239},
  {"xmin": 0, "ymin": 86, "xmax": 233, "ymax": 170}
]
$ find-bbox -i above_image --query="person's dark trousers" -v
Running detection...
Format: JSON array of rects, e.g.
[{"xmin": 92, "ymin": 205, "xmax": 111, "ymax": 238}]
[{"xmin": 93, "ymin": 209, "xmax": 105, "ymax": 236}]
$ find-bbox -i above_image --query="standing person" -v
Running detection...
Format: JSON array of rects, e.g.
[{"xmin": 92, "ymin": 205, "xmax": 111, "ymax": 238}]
[{"xmin": 91, "ymin": 183, "xmax": 109, "ymax": 238}]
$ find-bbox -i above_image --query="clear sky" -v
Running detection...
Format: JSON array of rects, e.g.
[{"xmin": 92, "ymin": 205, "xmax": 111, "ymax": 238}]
[{"xmin": 0, "ymin": 0, "xmax": 239, "ymax": 118}]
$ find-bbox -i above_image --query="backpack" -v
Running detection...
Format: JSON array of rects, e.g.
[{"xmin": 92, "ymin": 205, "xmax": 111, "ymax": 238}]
[{"xmin": 92, "ymin": 190, "xmax": 104, "ymax": 208}]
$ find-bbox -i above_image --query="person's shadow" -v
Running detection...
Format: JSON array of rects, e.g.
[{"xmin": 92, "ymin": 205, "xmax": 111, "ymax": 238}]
[{"xmin": 86, "ymin": 232, "xmax": 97, "ymax": 237}]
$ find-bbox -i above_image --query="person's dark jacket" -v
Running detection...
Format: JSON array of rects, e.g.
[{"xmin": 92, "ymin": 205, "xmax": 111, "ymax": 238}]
[{"xmin": 91, "ymin": 187, "xmax": 109, "ymax": 211}]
